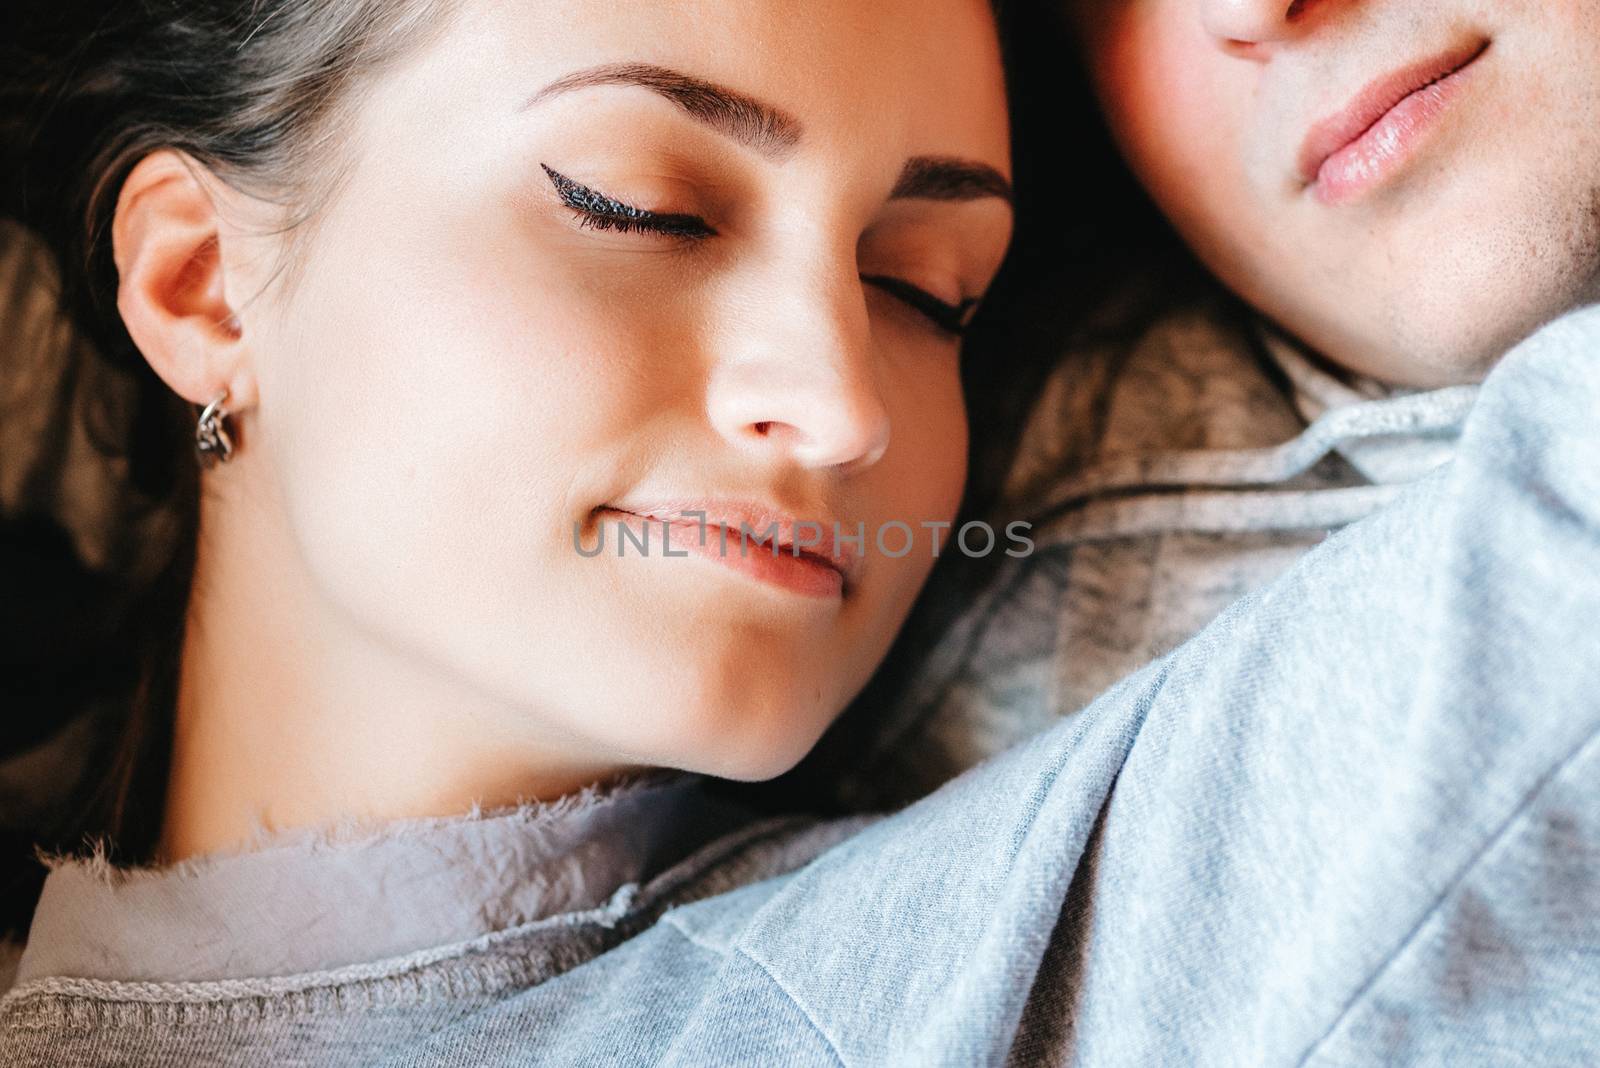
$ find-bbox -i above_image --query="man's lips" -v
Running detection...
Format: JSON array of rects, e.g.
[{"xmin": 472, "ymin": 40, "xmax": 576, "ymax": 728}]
[{"xmin": 1297, "ymin": 37, "xmax": 1491, "ymax": 188}]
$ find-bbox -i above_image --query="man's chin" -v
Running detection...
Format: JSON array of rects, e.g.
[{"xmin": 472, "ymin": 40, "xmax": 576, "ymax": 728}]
[
  {"xmin": 1400, "ymin": 290, "xmax": 1600, "ymax": 388},
  {"xmin": 1269, "ymin": 259, "xmax": 1600, "ymax": 389}
]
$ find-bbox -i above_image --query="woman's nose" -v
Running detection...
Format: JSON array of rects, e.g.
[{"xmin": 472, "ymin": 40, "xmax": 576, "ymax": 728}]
[
  {"xmin": 1200, "ymin": 0, "xmax": 1319, "ymax": 47},
  {"xmin": 704, "ymin": 268, "xmax": 892, "ymax": 474}
]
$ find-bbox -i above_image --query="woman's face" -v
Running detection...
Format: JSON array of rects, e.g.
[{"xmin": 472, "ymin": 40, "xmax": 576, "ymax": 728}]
[{"xmin": 223, "ymin": 0, "xmax": 1012, "ymax": 782}]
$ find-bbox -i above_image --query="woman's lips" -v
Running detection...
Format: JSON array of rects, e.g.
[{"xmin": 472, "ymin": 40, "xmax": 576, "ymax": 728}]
[
  {"xmin": 596, "ymin": 507, "xmax": 847, "ymax": 600},
  {"xmin": 1298, "ymin": 38, "xmax": 1490, "ymax": 206}
]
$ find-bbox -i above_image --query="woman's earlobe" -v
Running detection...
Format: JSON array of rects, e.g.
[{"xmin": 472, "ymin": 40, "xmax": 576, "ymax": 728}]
[{"xmin": 111, "ymin": 149, "xmax": 251, "ymax": 407}]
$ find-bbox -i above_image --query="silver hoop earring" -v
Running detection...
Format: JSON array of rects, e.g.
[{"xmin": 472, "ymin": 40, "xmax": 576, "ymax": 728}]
[{"xmin": 195, "ymin": 389, "xmax": 235, "ymax": 468}]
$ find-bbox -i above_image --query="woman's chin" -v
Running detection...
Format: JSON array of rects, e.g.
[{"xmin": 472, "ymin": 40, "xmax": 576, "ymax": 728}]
[{"xmin": 616, "ymin": 685, "xmax": 837, "ymax": 785}]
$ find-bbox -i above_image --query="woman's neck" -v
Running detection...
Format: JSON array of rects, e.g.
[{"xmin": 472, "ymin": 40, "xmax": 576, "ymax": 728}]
[{"xmin": 155, "ymin": 483, "xmax": 636, "ymax": 864}]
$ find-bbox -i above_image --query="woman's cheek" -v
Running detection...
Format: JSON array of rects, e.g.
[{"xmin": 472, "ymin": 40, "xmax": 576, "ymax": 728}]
[{"xmin": 875, "ymin": 356, "xmax": 968, "ymax": 564}]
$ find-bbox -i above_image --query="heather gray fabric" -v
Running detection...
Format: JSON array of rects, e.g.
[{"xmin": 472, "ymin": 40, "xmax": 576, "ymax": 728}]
[
  {"xmin": 3, "ymin": 304, "xmax": 1598, "ymax": 1065},
  {"xmin": 816, "ymin": 302, "xmax": 1479, "ymax": 813}
]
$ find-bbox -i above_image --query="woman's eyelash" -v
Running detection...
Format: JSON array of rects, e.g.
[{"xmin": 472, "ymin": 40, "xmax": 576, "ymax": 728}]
[
  {"xmin": 541, "ymin": 163, "xmax": 716, "ymax": 239},
  {"xmin": 860, "ymin": 274, "xmax": 978, "ymax": 338},
  {"xmin": 542, "ymin": 164, "xmax": 974, "ymax": 338}
]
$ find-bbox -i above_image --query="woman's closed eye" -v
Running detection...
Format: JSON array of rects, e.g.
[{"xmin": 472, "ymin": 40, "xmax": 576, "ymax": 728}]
[
  {"xmin": 859, "ymin": 274, "xmax": 977, "ymax": 338},
  {"xmin": 542, "ymin": 163, "xmax": 978, "ymax": 339},
  {"xmin": 542, "ymin": 163, "xmax": 717, "ymax": 239}
]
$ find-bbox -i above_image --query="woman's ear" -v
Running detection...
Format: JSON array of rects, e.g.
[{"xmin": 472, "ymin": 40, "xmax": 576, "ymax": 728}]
[{"xmin": 112, "ymin": 149, "xmax": 259, "ymax": 411}]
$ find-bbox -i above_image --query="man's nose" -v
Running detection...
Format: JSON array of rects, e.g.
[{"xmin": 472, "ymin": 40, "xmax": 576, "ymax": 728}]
[
  {"xmin": 1200, "ymin": 0, "xmax": 1321, "ymax": 48},
  {"xmin": 703, "ymin": 263, "xmax": 891, "ymax": 475}
]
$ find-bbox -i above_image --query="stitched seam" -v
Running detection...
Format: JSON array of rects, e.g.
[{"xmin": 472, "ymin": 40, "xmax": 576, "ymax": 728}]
[
  {"xmin": 736, "ymin": 947, "xmax": 848, "ymax": 1068},
  {"xmin": 660, "ymin": 912, "xmax": 730, "ymax": 958},
  {"xmin": 1294, "ymin": 722, "xmax": 1600, "ymax": 1066},
  {"xmin": 750, "ymin": 658, "xmax": 1173, "ymax": 1068}
]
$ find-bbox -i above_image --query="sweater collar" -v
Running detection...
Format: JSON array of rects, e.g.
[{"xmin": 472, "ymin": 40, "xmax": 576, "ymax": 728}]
[
  {"xmin": 16, "ymin": 765, "xmax": 745, "ymax": 985},
  {"xmin": 1255, "ymin": 319, "xmax": 1479, "ymax": 485}
]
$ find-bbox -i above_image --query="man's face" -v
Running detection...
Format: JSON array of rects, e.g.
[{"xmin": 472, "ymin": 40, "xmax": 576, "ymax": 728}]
[{"xmin": 1068, "ymin": 1, "xmax": 1600, "ymax": 386}]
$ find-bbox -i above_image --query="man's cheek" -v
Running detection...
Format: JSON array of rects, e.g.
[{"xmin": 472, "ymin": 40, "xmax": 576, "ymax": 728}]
[{"xmin": 1092, "ymin": 22, "xmax": 1213, "ymax": 198}]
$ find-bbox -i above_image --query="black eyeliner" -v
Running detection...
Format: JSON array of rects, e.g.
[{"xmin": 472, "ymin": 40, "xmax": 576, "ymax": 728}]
[
  {"xmin": 860, "ymin": 274, "xmax": 977, "ymax": 337},
  {"xmin": 541, "ymin": 163, "xmax": 715, "ymax": 238}
]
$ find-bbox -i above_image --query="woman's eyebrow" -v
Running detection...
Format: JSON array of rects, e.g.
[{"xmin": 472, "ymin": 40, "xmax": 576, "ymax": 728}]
[
  {"xmin": 523, "ymin": 62, "xmax": 803, "ymax": 160},
  {"xmin": 524, "ymin": 62, "xmax": 1010, "ymax": 207},
  {"xmin": 891, "ymin": 156, "xmax": 1015, "ymax": 207}
]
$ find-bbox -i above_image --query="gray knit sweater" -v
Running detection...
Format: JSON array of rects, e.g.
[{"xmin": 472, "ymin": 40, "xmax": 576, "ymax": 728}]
[{"xmin": 820, "ymin": 300, "xmax": 1476, "ymax": 811}]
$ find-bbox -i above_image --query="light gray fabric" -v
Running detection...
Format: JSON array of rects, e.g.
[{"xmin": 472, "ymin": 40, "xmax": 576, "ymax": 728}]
[
  {"xmin": 824, "ymin": 301, "xmax": 1477, "ymax": 811},
  {"xmin": 3, "ymin": 303, "xmax": 1597, "ymax": 1066},
  {"xmin": 14, "ymin": 766, "xmax": 753, "ymax": 984}
]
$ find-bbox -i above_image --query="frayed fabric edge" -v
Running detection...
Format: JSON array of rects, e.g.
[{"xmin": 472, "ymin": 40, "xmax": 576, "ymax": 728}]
[
  {"xmin": 3, "ymin": 810, "xmax": 827, "ymax": 1009},
  {"xmin": 33, "ymin": 764, "xmax": 694, "ymax": 887}
]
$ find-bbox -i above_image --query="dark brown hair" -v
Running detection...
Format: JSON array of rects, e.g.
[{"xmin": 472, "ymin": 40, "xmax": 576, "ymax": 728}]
[{"xmin": 0, "ymin": 0, "xmax": 460, "ymax": 936}]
